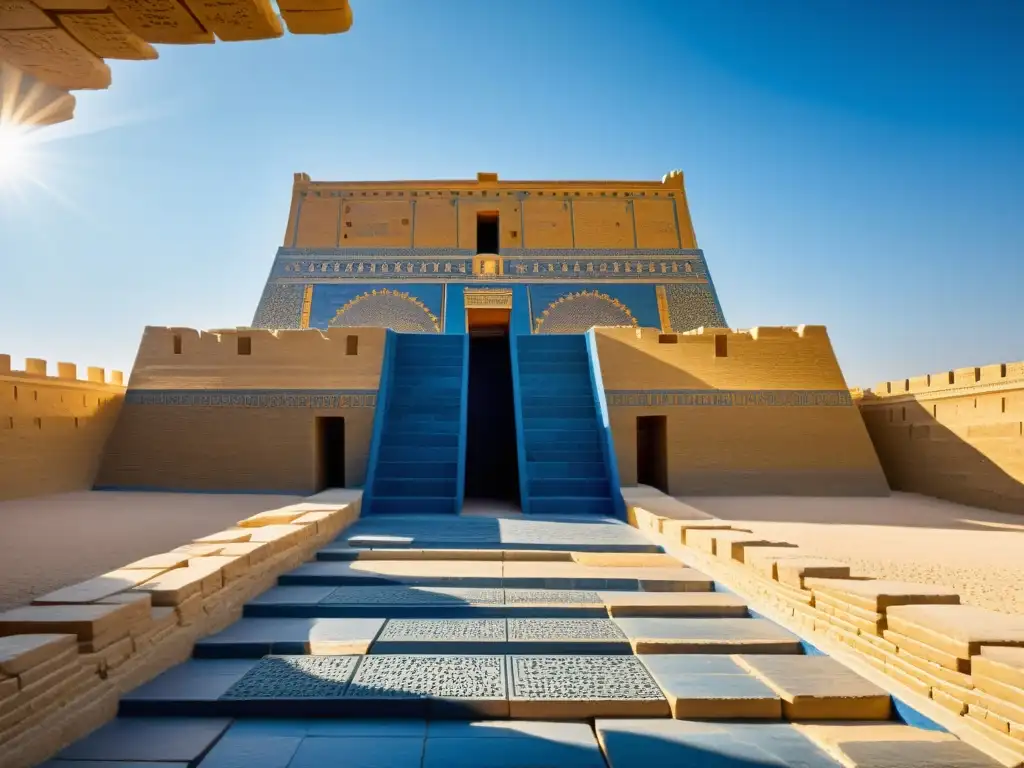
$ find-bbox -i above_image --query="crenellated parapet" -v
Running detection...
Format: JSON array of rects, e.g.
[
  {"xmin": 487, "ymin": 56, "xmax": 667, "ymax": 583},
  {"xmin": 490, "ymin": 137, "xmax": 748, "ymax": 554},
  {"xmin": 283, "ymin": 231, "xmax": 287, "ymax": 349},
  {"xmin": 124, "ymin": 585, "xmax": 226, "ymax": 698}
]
[
  {"xmin": 0, "ymin": 1, "xmax": 354, "ymax": 126},
  {"xmin": 855, "ymin": 359, "xmax": 1024, "ymax": 515},
  {"xmin": 861, "ymin": 360, "xmax": 1024, "ymax": 403},
  {"xmin": 0, "ymin": 353, "xmax": 123, "ymax": 388}
]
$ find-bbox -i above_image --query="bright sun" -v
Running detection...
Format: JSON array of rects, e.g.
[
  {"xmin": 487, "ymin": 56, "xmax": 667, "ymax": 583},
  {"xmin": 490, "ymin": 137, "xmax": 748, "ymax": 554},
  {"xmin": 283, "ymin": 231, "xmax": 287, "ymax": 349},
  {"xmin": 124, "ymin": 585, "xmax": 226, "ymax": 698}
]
[{"xmin": 0, "ymin": 126, "xmax": 33, "ymax": 180}]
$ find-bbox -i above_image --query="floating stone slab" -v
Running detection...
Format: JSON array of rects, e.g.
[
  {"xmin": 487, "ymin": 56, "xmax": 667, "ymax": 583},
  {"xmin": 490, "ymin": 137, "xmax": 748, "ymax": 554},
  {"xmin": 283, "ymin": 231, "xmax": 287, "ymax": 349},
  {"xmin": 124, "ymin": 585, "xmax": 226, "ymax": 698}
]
[
  {"xmin": 423, "ymin": 720, "xmax": 607, "ymax": 768},
  {"xmin": 613, "ymin": 618, "xmax": 803, "ymax": 654},
  {"xmin": 886, "ymin": 604, "xmax": 1024, "ymax": 660},
  {"xmin": 600, "ymin": 591, "xmax": 748, "ymax": 618},
  {"xmin": 371, "ymin": 619, "xmax": 507, "ymax": 654},
  {"xmin": 55, "ymin": 717, "xmax": 232, "ymax": 763},
  {"xmin": 185, "ymin": 0, "xmax": 284, "ymax": 42},
  {"xmin": 280, "ymin": 560, "xmax": 503, "ymax": 587},
  {"xmin": 596, "ymin": 719, "xmax": 840, "ymax": 768},
  {"xmin": 737, "ymin": 654, "xmax": 891, "ymax": 720},
  {"xmin": 506, "ymin": 619, "xmax": 630, "ymax": 654},
  {"xmin": 507, "ymin": 655, "xmax": 668, "ymax": 718},
  {"xmin": 347, "ymin": 654, "xmax": 508, "ymax": 717},
  {"xmin": 194, "ymin": 618, "xmax": 385, "ymax": 658},
  {"xmin": 640, "ymin": 655, "xmax": 782, "ymax": 719}
]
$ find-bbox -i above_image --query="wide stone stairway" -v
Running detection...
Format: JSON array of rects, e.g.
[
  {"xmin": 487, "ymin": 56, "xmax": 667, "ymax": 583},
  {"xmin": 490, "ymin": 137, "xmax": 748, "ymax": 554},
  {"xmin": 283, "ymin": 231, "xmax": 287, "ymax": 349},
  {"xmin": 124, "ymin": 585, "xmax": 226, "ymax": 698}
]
[{"xmin": 39, "ymin": 513, "xmax": 1004, "ymax": 767}]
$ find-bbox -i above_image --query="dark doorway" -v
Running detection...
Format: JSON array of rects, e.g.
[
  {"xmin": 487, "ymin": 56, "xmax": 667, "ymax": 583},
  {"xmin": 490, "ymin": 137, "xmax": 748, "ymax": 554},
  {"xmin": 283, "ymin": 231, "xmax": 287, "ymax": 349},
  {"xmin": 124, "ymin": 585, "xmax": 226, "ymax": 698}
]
[
  {"xmin": 317, "ymin": 417, "xmax": 346, "ymax": 489},
  {"xmin": 636, "ymin": 415, "xmax": 668, "ymax": 493},
  {"xmin": 476, "ymin": 212, "xmax": 499, "ymax": 254},
  {"xmin": 464, "ymin": 328, "xmax": 520, "ymax": 504}
]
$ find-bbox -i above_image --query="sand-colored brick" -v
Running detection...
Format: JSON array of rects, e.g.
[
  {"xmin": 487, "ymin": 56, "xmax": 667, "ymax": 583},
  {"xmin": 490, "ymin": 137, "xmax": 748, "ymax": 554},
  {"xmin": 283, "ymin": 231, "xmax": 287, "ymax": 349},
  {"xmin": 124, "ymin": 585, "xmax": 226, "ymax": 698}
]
[
  {"xmin": 107, "ymin": 0, "xmax": 214, "ymax": 43},
  {"xmin": 32, "ymin": 569, "xmax": 164, "ymax": 605},
  {"xmin": 883, "ymin": 628, "xmax": 970, "ymax": 672},
  {"xmin": 183, "ymin": 0, "xmax": 283, "ymax": 41},
  {"xmin": 58, "ymin": 11, "xmax": 157, "ymax": 59},
  {"xmin": 886, "ymin": 604, "xmax": 1024, "ymax": 659},
  {"xmin": 805, "ymin": 578, "xmax": 961, "ymax": 612},
  {"xmin": 0, "ymin": 1, "xmax": 55, "ymax": 30},
  {"xmin": 0, "ymin": 604, "xmax": 137, "ymax": 642},
  {"xmin": 974, "ymin": 647, "xmax": 1024, "ymax": 691},
  {"xmin": 0, "ymin": 635, "xmax": 76, "ymax": 676}
]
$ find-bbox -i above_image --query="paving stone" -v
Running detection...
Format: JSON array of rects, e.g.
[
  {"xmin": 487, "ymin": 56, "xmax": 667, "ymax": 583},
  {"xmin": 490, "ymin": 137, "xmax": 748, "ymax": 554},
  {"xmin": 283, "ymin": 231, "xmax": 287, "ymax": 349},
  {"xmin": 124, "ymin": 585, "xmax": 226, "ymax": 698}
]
[
  {"xmin": 886, "ymin": 604, "xmax": 1024, "ymax": 659},
  {"xmin": 196, "ymin": 733, "xmax": 302, "ymax": 768},
  {"xmin": 248, "ymin": 586, "xmax": 337, "ymax": 606},
  {"xmin": 194, "ymin": 529, "xmax": 253, "ymax": 544},
  {"xmin": 836, "ymin": 740, "xmax": 1005, "ymax": 767},
  {"xmin": 774, "ymin": 558, "xmax": 851, "ymax": 589},
  {"xmin": 424, "ymin": 720, "xmax": 607, "ymax": 768},
  {"xmin": 372, "ymin": 619, "xmax": 507, "ymax": 653},
  {"xmin": 507, "ymin": 655, "xmax": 668, "ymax": 718},
  {"xmin": 238, "ymin": 508, "xmax": 312, "ymax": 527},
  {"xmin": 600, "ymin": 591, "xmax": 748, "ymax": 618},
  {"xmin": 596, "ymin": 719, "xmax": 839, "ymax": 767},
  {"xmin": 41, "ymin": 763, "xmax": 189, "ymax": 768},
  {"xmin": 0, "ymin": 603, "xmax": 137, "ymax": 641},
  {"xmin": 882, "ymin": 628, "xmax": 970, "ymax": 672},
  {"xmin": 613, "ymin": 617, "xmax": 802, "ymax": 654},
  {"xmin": 195, "ymin": 618, "xmax": 386, "ymax": 657},
  {"xmin": 123, "ymin": 553, "xmax": 192, "ymax": 571},
  {"xmin": 287, "ymin": 736, "xmax": 426, "ymax": 768},
  {"xmin": 346, "ymin": 654, "xmax": 508, "ymax": 717},
  {"xmin": 660, "ymin": 519, "xmax": 738, "ymax": 545},
  {"xmin": 322, "ymin": 586, "xmax": 505, "ymax": 606},
  {"xmin": 0, "ymin": 634, "xmax": 76, "ymax": 676},
  {"xmin": 57, "ymin": 717, "xmax": 232, "ymax": 762},
  {"xmin": 504, "ymin": 589, "xmax": 602, "ymax": 605},
  {"xmin": 805, "ymin": 578, "xmax": 961, "ymax": 612},
  {"xmin": 640, "ymin": 654, "xmax": 782, "ymax": 719},
  {"xmin": 502, "ymin": 562, "xmax": 712, "ymax": 591},
  {"xmin": 224, "ymin": 718, "xmax": 427, "ymax": 738},
  {"xmin": 321, "ymin": 547, "xmax": 507, "ymax": 561},
  {"xmin": 974, "ymin": 646, "xmax": 1024, "ymax": 690},
  {"xmin": 507, "ymin": 619, "xmax": 630, "ymax": 654},
  {"xmin": 282, "ymin": 560, "xmax": 503, "ymax": 587},
  {"xmin": 347, "ymin": 534, "xmax": 415, "ymax": 548},
  {"xmin": 121, "ymin": 660, "xmax": 257, "ymax": 716},
  {"xmin": 737, "ymin": 654, "xmax": 891, "ymax": 720},
  {"xmin": 134, "ymin": 559, "xmax": 226, "ymax": 606},
  {"xmin": 221, "ymin": 656, "xmax": 360, "ymax": 700},
  {"xmin": 570, "ymin": 553, "xmax": 680, "ymax": 568}
]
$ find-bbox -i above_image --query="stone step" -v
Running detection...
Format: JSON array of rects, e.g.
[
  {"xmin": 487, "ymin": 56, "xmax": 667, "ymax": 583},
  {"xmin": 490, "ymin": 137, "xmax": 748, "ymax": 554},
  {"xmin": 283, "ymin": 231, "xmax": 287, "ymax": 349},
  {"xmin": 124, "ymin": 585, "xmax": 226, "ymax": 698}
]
[
  {"xmin": 612, "ymin": 617, "xmax": 803, "ymax": 654},
  {"xmin": 119, "ymin": 654, "xmax": 669, "ymax": 720}
]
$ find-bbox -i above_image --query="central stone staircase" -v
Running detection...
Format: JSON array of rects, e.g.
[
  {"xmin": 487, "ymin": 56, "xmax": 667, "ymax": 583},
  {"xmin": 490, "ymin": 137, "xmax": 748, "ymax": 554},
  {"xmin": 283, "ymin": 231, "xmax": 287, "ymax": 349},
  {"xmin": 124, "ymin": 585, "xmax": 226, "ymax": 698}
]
[{"xmin": 43, "ymin": 510, "xmax": 1003, "ymax": 768}]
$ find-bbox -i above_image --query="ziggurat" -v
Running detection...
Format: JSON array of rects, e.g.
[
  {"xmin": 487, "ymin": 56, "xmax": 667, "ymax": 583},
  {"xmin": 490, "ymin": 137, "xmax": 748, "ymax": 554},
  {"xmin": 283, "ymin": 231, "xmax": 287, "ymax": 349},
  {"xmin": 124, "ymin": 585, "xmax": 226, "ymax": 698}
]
[{"xmin": 1, "ymin": 170, "xmax": 1024, "ymax": 768}]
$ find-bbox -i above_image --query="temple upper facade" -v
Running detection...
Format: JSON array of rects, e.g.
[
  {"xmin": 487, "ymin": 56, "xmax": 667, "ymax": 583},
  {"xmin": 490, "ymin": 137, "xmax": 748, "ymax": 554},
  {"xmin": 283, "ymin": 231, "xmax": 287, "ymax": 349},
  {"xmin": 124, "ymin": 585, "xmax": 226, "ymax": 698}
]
[{"xmin": 252, "ymin": 171, "xmax": 728, "ymax": 335}]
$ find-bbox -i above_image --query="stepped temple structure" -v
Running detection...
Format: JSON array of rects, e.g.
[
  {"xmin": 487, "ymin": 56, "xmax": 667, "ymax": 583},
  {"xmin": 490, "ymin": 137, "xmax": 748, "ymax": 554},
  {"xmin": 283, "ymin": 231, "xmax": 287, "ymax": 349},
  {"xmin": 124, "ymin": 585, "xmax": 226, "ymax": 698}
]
[{"xmin": 2, "ymin": 171, "xmax": 1024, "ymax": 768}]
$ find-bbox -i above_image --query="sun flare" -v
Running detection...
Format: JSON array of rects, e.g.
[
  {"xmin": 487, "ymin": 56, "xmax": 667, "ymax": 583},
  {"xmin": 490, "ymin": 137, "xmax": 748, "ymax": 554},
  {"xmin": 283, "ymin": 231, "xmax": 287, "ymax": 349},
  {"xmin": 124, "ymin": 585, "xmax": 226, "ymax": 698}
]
[{"xmin": 0, "ymin": 125, "xmax": 33, "ymax": 181}]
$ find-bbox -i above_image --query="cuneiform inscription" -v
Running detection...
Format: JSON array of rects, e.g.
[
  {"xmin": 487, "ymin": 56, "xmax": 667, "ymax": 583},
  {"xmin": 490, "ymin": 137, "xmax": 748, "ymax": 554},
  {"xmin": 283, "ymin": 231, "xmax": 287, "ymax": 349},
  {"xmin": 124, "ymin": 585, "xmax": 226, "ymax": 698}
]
[
  {"xmin": 0, "ymin": 27, "xmax": 111, "ymax": 89},
  {"xmin": 124, "ymin": 389, "xmax": 377, "ymax": 408},
  {"xmin": 347, "ymin": 655, "xmax": 506, "ymax": 699},
  {"xmin": 605, "ymin": 390, "xmax": 854, "ymax": 408},
  {"xmin": 58, "ymin": 11, "xmax": 158, "ymax": 60},
  {"xmin": 184, "ymin": 0, "xmax": 284, "ymax": 42},
  {"xmin": 221, "ymin": 655, "xmax": 358, "ymax": 699},
  {"xmin": 108, "ymin": 0, "xmax": 214, "ymax": 44},
  {"xmin": 508, "ymin": 655, "xmax": 664, "ymax": 701}
]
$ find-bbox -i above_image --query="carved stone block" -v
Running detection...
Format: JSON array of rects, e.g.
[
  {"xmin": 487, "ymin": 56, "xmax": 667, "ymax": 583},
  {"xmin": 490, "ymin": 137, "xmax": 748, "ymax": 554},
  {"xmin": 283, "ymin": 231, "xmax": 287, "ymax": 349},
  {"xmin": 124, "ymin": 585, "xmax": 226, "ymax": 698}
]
[
  {"xmin": 503, "ymin": 589, "xmax": 602, "ymax": 606},
  {"xmin": 58, "ymin": 11, "xmax": 157, "ymax": 59},
  {"xmin": 347, "ymin": 654, "xmax": 506, "ymax": 702},
  {"xmin": 183, "ymin": 0, "xmax": 283, "ymax": 42},
  {"xmin": 280, "ymin": 6, "xmax": 352, "ymax": 36},
  {"xmin": 107, "ymin": 0, "xmax": 214, "ymax": 44},
  {"xmin": 507, "ymin": 655, "xmax": 668, "ymax": 718},
  {"xmin": 221, "ymin": 655, "xmax": 359, "ymax": 699},
  {"xmin": 0, "ymin": 1, "xmax": 56, "ymax": 30},
  {"xmin": 0, "ymin": 26, "xmax": 111, "ymax": 89},
  {"xmin": 322, "ymin": 586, "xmax": 504, "ymax": 606},
  {"xmin": 0, "ymin": 62, "xmax": 75, "ymax": 124}
]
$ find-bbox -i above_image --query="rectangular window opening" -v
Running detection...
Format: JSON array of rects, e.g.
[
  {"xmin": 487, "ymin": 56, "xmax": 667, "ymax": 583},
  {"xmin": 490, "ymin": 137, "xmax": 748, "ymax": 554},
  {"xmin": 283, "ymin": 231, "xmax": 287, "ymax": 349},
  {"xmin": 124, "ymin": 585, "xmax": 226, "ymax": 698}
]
[
  {"xmin": 34, "ymin": 417, "xmax": 41, "ymax": 429},
  {"xmin": 658, "ymin": 334, "xmax": 678, "ymax": 344},
  {"xmin": 476, "ymin": 211, "xmax": 499, "ymax": 254},
  {"xmin": 714, "ymin": 335, "xmax": 728, "ymax": 358},
  {"xmin": 237, "ymin": 337, "xmax": 252, "ymax": 356},
  {"xmin": 346, "ymin": 335, "xmax": 358, "ymax": 356},
  {"xmin": 173, "ymin": 334, "xmax": 182, "ymax": 355},
  {"xmin": 636, "ymin": 415, "xmax": 669, "ymax": 494}
]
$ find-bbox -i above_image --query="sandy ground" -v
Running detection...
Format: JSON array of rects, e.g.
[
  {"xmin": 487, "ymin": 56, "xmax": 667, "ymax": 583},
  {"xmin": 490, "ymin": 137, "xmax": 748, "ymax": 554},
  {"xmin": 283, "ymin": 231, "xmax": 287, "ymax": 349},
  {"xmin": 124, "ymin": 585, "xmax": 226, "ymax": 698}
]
[
  {"xmin": 0, "ymin": 490, "xmax": 302, "ymax": 610},
  {"xmin": 678, "ymin": 492, "xmax": 1024, "ymax": 615}
]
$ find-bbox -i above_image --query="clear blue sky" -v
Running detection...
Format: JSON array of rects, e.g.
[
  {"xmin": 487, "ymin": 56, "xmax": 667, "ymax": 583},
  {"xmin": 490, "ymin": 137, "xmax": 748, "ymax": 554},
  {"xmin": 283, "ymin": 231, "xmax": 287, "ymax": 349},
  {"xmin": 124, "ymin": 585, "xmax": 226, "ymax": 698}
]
[{"xmin": 1, "ymin": 0, "xmax": 1021, "ymax": 388}]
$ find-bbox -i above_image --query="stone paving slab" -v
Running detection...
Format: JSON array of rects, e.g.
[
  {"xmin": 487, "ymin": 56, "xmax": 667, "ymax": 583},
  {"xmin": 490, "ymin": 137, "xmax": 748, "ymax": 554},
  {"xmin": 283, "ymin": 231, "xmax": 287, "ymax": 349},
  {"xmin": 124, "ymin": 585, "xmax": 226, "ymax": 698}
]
[
  {"xmin": 639, "ymin": 655, "xmax": 783, "ymax": 719},
  {"xmin": 371, "ymin": 619, "xmax": 508, "ymax": 654},
  {"xmin": 506, "ymin": 655, "xmax": 669, "ymax": 718},
  {"xmin": 595, "ymin": 719, "xmax": 840, "ymax": 767},
  {"xmin": 193, "ymin": 618, "xmax": 386, "ymax": 658},
  {"xmin": 422, "ymin": 720, "xmax": 607, "ymax": 768},
  {"xmin": 221, "ymin": 656, "xmax": 361, "ymax": 709},
  {"xmin": 279, "ymin": 560, "xmax": 504, "ymax": 587},
  {"xmin": 287, "ymin": 736, "xmax": 426, "ymax": 768},
  {"xmin": 501, "ymin": 562, "xmax": 713, "ymax": 591},
  {"xmin": 804, "ymin": 578, "xmax": 962, "ymax": 612},
  {"xmin": 736, "ymin": 655, "xmax": 892, "ymax": 720},
  {"xmin": 120, "ymin": 660, "xmax": 258, "ymax": 716},
  {"xmin": 886, "ymin": 604, "xmax": 1024, "ymax": 659},
  {"xmin": 338, "ymin": 514, "xmax": 661, "ymax": 552},
  {"xmin": 54, "ymin": 717, "xmax": 232, "ymax": 763},
  {"xmin": 506, "ymin": 619, "xmax": 631, "ymax": 654},
  {"xmin": 599, "ymin": 591, "xmax": 749, "ymax": 618},
  {"xmin": 793, "ymin": 723, "xmax": 1001, "ymax": 768},
  {"xmin": 613, "ymin": 617, "xmax": 803, "ymax": 654}
]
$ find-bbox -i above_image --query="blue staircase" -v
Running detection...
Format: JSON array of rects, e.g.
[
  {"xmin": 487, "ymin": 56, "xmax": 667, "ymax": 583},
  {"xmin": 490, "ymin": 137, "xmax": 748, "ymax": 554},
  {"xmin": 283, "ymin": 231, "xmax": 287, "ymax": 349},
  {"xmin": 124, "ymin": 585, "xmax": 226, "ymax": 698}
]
[
  {"xmin": 512, "ymin": 334, "xmax": 620, "ymax": 516},
  {"xmin": 364, "ymin": 333, "xmax": 468, "ymax": 515}
]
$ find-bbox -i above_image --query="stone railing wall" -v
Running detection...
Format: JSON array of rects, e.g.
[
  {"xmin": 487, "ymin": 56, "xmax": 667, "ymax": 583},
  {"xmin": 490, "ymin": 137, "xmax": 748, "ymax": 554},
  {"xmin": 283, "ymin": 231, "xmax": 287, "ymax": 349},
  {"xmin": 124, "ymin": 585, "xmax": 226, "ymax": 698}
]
[
  {"xmin": 630, "ymin": 503, "xmax": 1024, "ymax": 766},
  {"xmin": 0, "ymin": 496, "xmax": 361, "ymax": 768}
]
